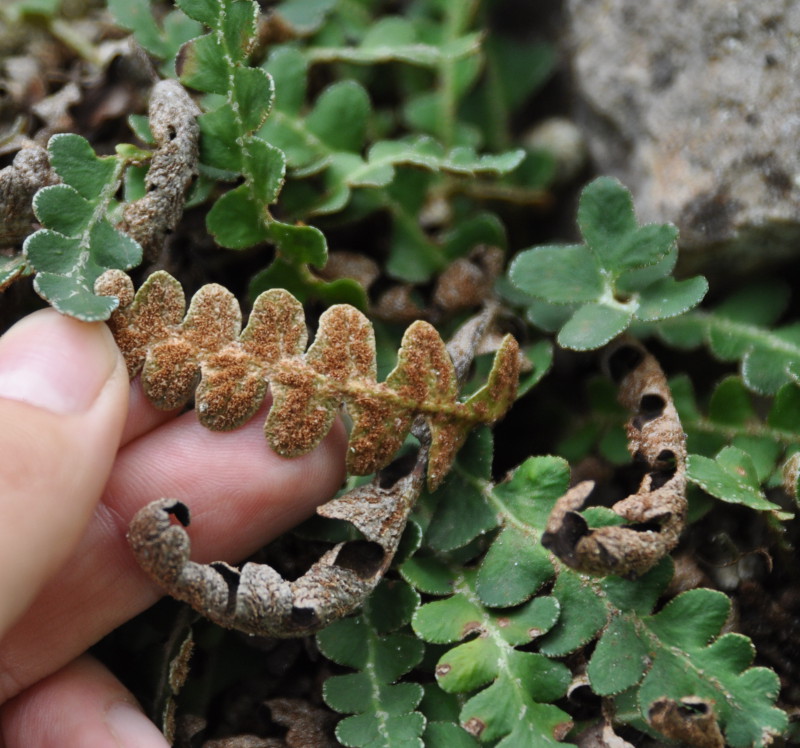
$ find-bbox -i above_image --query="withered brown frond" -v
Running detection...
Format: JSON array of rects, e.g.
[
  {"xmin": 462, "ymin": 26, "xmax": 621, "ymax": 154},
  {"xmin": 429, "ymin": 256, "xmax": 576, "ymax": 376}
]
[
  {"xmin": 542, "ymin": 339, "xmax": 687, "ymax": 577},
  {"xmin": 127, "ymin": 446, "xmax": 429, "ymax": 638}
]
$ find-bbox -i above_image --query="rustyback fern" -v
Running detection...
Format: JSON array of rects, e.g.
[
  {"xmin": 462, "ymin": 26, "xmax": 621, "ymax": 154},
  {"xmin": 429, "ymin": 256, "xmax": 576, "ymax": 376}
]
[
  {"xmin": 318, "ymin": 580, "xmax": 426, "ymax": 748},
  {"xmin": 669, "ymin": 373, "xmax": 800, "ymax": 519},
  {"xmin": 1, "ymin": 78, "xmax": 200, "ymax": 319},
  {"xmin": 96, "ymin": 269, "xmax": 519, "ymax": 489},
  {"xmin": 412, "ymin": 567, "xmax": 571, "ymax": 747}
]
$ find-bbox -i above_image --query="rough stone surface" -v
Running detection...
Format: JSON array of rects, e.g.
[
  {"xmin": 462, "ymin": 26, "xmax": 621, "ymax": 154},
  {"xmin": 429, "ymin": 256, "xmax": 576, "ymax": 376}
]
[{"xmin": 566, "ymin": 0, "xmax": 800, "ymax": 276}]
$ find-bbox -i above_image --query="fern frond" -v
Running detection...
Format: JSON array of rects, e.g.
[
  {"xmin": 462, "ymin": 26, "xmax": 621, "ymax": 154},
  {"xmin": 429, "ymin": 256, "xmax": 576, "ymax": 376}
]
[{"xmin": 96, "ymin": 269, "xmax": 519, "ymax": 489}]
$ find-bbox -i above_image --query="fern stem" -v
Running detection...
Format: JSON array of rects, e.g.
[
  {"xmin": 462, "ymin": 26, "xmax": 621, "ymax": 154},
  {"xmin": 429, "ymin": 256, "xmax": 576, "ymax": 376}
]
[
  {"xmin": 437, "ymin": 1, "xmax": 478, "ymax": 148},
  {"xmin": 682, "ymin": 415, "xmax": 800, "ymax": 448},
  {"xmin": 663, "ymin": 310, "xmax": 800, "ymax": 359}
]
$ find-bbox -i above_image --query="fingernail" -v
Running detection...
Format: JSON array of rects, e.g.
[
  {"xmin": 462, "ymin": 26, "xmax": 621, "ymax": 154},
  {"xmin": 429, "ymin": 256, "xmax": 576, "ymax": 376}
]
[
  {"xmin": 0, "ymin": 310, "xmax": 118, "ymax": 414},
  {"xmin": 105, "ymin": 701, "xmax": 170, "ymax": 748}
]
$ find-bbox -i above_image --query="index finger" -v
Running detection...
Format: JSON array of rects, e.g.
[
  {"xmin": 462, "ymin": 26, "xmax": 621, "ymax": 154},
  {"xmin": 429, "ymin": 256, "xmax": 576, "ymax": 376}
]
[{"xmin": 0, "ymin": 403, "xmax": 347, "ymax": 703}]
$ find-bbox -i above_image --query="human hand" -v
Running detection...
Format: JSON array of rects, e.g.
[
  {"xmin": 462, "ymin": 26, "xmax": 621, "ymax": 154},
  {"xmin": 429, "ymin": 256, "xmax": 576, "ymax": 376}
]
[{"xmin": 0, "ymin": 309, "xmax": 346, "ymax": 747}]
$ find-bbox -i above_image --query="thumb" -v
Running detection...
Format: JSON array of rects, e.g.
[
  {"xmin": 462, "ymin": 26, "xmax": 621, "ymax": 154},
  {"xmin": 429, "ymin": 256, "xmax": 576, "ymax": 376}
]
[{"xmin": 0, "ymin": 309, "xmax": 129, "ymax": 636}]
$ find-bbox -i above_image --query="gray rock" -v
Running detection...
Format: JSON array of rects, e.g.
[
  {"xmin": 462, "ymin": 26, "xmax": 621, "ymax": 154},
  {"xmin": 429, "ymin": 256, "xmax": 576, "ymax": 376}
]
[{"xmin": 566, "ymin": 0, "xmax": 800, "ymax": 276}]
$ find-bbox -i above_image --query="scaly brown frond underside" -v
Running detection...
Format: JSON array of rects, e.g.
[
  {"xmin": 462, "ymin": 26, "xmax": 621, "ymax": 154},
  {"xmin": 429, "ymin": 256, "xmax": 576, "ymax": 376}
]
[
  {"xmin": 542, "ymin": 339, "xmax": 687, "ymax": 577},
  {"xmin": 95, "ymin": 269, "xmax": 520, "ymax": 490}
]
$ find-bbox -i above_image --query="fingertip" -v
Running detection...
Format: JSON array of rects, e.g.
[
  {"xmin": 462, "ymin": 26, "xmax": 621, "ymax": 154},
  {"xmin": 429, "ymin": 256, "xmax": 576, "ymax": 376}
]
[
  {"xmin": 0, "ymin": 310, "xmax": 129, "ymax": 635},
  {"xmin": 0, "ymin": 309, "xmax": 127, "ymax": 415},
  {"xmin": 0, "ymin": 655, "xmax": 168, "ymax": 748}
]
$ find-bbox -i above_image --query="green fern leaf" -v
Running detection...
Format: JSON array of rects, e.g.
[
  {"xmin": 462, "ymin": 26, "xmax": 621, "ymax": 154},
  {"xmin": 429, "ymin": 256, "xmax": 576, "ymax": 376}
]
[
  {"xmin": 318, "ymin": 580, "xmax": 426, "ymax": 748},
  {"xmin": 509, "ymin": 177, "xmax": 707, "ymax": 349},
  {"xmin": 656, "ymin": 282, "xmax": 800, "ymax": 395},
  {"xmin": 23, "ymin": 134, "xmax": 142, "ymax": 320}
]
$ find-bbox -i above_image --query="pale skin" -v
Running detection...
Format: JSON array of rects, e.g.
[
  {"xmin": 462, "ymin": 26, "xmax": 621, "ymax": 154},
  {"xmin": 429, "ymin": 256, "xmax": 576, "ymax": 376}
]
[{"xmin": 0, "ymin": 309, "xmax": 347, "ymax": 747}]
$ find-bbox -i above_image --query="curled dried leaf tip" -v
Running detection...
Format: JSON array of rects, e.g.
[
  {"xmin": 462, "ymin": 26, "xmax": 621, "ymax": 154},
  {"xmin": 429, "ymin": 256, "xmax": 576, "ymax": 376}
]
[
  {"xmin": 0, "ymin": 144, "xmax": 58, "ymax": 246},
  {"xmin": 119, "ymin": 80, "xmax": 201, "ymax": 261},
  {"xmin": 128, "ymin": 447, "xmax": 427, "ymax": 637},
  {"xmin": 543, "ymin": 339, "xmax": 687, "ymax": 577},
  {"xmin": 96, "ymin": 269, "xmax": 519, "ymax": 490},
  {"xmin": 648, "ymin": 698, "xmax": 724, "ymax": 748}
]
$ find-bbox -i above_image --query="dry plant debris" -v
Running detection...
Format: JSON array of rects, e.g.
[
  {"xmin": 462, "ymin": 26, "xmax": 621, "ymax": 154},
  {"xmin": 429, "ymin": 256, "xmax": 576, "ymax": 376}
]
[
  {"xmin": 0, "ymin": 144, "xmax": 58, "ymax": 247},
  {"xmin": 542, "ymin": 339, "xmax": 687, "ymax": 576},
  {"xmin": 198, "ymin": 697, "xmax": 338, "ymax": 748},
  {"xmin": 95, "ymin": 269, "xmax": 520, "ymax": 490},
  {"xmin": 647, "ymin": 697, "xmax": 724, "ymax": 748},
  {"xmin": 119, "ymin": 80, "xmax": 201, "ymax": 261},
  {"xmin": 128, "ymin": 441, "xmax": 428, "ymax": 638},
  {"xmin": 263, "ymin": 698, "xmax": 338, "ymax": 748}
]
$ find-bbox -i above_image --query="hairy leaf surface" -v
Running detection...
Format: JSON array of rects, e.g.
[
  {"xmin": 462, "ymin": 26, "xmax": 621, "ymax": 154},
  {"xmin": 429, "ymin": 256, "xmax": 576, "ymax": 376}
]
[{"xmin": 509, "ymin": 177, "xmax": 707, "ymax": 349}]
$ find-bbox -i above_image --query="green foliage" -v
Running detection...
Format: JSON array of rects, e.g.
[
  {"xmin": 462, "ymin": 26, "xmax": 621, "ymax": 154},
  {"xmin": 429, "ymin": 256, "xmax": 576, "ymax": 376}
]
[
  {"xmin": 0, "ymin": 256, "xmax": 29, "ymax": 293},
  {"xmin": 108, "ymin": 0, "xmax": 201, "ymax": 68},
  {"xmin": 509, "ymin": 177, "xmax": 708, "ymax": 349},
  {"xmin": 318, "ymin": 580, "xmax": 426, "ymax": 748},
  {"xmin": 687, "ymin": 447, "xmax": 789, "ymax": 517},
  {"xmin": 656, "ymin": 281, "xmax": 800, "ymax": 394},
  {"xmin": 23, "ymin": 135, "xmax": 143, "ymax": 320},
  {"xmin": 263, "ymin": 0, "xmax": 550, "ymax": 286},
  {"xmin": 384, "ymin": 448, "xmax": 786, "ymax": 746},
  {"xmin": 412, "ymin": 569, "xmax": 570, "ymax": 747},
  {"xmin": 174, "ymin": 0, "xmax": 327, "ymax": 259},
  {"xmin": 260, "ymin": 44, "xmax": 522, "ymax": 219},
  {"xmin": 666, "ymin": 373, "xmax": 800, "ymax": 519},
  {"xmin": 603, "ymin": 576, "xmax": 787, "ymax": 748},
  {"xmin": 421, "ymin": 427, "xmax": 500, "ymax": 552}
]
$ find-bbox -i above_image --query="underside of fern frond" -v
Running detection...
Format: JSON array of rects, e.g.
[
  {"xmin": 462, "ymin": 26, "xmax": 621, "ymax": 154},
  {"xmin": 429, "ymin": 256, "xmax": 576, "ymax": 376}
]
[{"xmin": 95, "ymin": 269, "xmax": 520, "ymax": 490}]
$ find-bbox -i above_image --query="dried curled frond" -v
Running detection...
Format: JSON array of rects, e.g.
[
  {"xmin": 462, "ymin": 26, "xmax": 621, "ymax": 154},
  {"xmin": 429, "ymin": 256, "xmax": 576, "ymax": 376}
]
[
  {"xmin": 96, "ymin": 269, "xmax": 520, "ymax": 490},
  {"xmin": 263, "ymin": 698, "xmax": 338, "ymax": 747},
  {"xmin": 119, "ymin": 81, "xmax": 201, "ymax": 261},
  {"xmin": 542, "ymin": 339, "xmax": 687, "ymax": 577},
  {"xmin": 647, "ymin": 698, "xmax": 724, "ymax": 748},
  {"xmin": 0, "ymin": 144, "xmax": 58, "ymax": 246},
  {"xmin": 128, "ymin": 445, "xmax": 428, "ymax": 637}
]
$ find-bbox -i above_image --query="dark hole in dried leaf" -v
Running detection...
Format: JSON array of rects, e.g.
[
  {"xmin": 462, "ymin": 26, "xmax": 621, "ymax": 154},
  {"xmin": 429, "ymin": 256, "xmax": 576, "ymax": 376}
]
[
  {"xmin": 210, "ymin": 561, "xmax": 241, "ymax": 616},
  {"xmin": 656, "ymin": 449, "xmax": 676, "ymax": 467},
  {"xmin": 165, "ymin": 501, "xmax": 191, "ymax": 527},
  {"xmin": 678, "ymin": 700, "xmax": 710, "ymax": 716},
  {"xmin": 639, "ymin": 393, "xmax": 666, "ymax": 419},
  {"xmin": 626, "ymin": 519, "xmax": 666, "ymax": 532},
  {"xmin": 334, "ymin": 541, "xmax": 385, "ymax": 579},
  {"xmin": 607, "ymin": 344, "xmax": 644, "ymax": 383},
  {"xmin": 649, "ymin": 465, "xmax": 677, "ymax": 490},
  {"xmin": 542, "ymin": 511, "xmax": 589, "ymax": 562},
  {"xmin": 378, "ymin": 450, "xmax": 419, "ymax": 489},
  {"xmin": 290, "ymin": 606, "xmax": 319, "ymax": 628}
]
